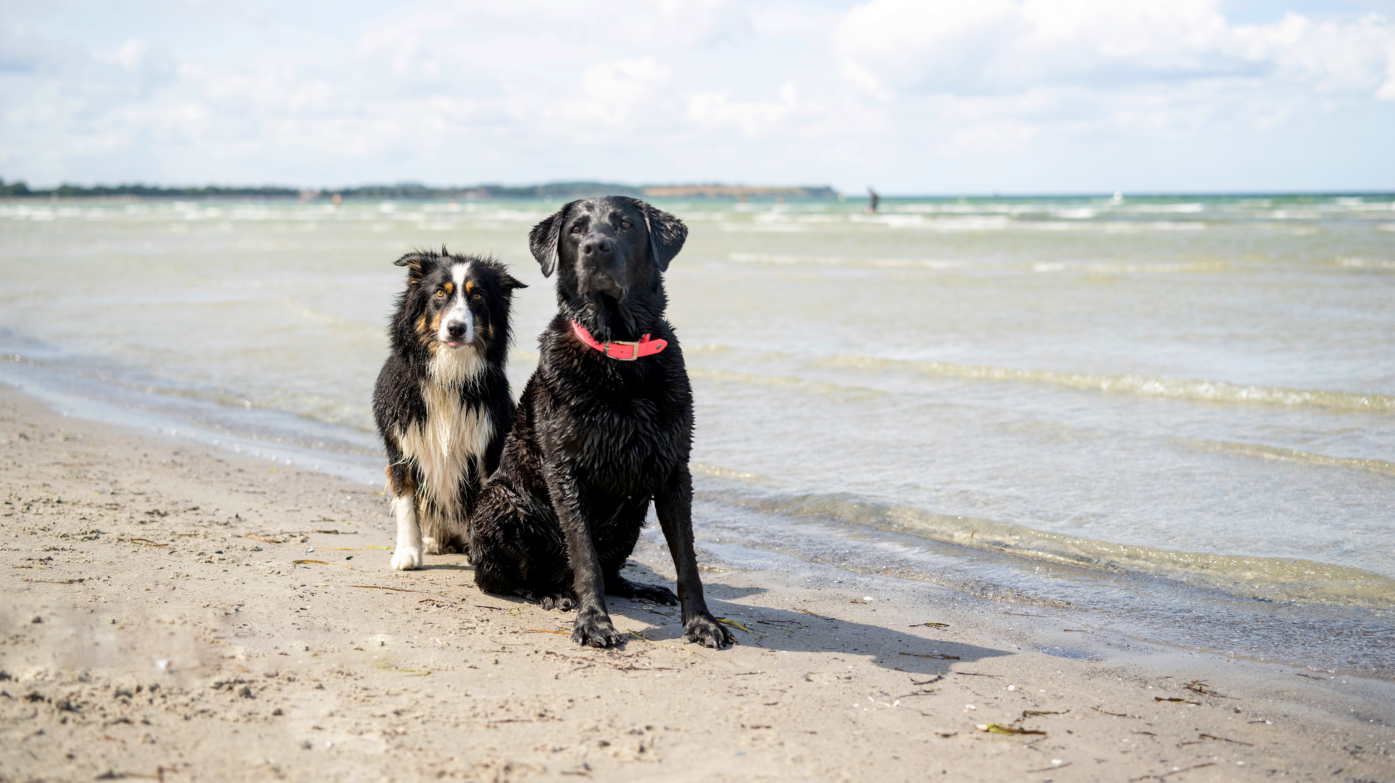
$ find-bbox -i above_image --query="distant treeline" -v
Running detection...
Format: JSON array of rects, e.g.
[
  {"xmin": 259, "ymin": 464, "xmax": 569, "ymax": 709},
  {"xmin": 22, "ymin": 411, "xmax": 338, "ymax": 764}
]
[
  {"xmin": 0, "ymin": 179, "xmax": 301, "ymax": 199},
  {"xmin": 350, "ymin": 182, "xmax": 647, "ymax": 199},
  {"xmin": 0, "ymin": 177, "xmax": 838, "ymax": 201}
]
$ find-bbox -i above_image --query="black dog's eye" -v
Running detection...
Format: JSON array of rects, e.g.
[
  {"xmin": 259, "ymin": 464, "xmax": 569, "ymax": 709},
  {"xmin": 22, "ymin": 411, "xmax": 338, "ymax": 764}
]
[
  {"xmin": 570, "ymin": 225, "xmax": 584, "ymax": 234},
  {"xmin": 620, "ymin": 220, "xmax": 632, "ymax": 229}
]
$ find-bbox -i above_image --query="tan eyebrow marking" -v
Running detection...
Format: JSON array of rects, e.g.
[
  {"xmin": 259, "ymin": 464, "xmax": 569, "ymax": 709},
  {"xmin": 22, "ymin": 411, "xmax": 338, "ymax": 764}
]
[
  {"xmin": 465, "ymin": 280, "xmax": 476, "ymax": 294},
  {"xmin": 442, "ymin": 281, "xmax": 454, "ymax": 293}
]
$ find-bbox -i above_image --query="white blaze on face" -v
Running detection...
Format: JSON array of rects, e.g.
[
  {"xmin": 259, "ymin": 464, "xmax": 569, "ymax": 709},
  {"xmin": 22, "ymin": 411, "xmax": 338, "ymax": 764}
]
[{"xmin": 438, "ymin": 261, "xmax": 475, "ymax": 346}]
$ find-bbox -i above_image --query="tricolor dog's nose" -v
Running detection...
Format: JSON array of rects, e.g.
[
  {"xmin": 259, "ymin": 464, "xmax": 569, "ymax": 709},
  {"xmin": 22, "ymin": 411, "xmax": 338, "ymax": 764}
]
[
  {"xmin": 582, "ymin": 237, "xmax": 612, "ymax": 256},
  {"xmin": 447, "ymin": 322, "xmax": 468, "ymax": 340}
]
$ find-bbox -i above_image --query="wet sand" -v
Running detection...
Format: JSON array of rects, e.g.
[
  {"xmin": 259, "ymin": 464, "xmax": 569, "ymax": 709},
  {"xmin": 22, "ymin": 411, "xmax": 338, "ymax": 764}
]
[{"xmin": 2, "ymin": 384, "xmax": 1392, "ymax": 782}]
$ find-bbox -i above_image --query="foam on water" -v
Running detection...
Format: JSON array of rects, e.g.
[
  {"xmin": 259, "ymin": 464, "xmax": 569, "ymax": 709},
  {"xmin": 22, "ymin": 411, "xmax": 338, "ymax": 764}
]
[
  {"xmin": 816, "ymin": 355, "xmax": 1395, "ymax": 414},
  {"xmin": 693, "ymin": 479, "xmax": 1395, "ymax": 609},
  {"xmin": 1185, "ymin": 440, "xmax": 1395, "ymax": 477}
]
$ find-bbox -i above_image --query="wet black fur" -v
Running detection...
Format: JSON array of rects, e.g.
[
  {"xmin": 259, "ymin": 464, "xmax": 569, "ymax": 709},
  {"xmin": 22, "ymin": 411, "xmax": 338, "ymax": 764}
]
[
  {"xmin": 372, "ymin": 248, "xmax": 525, "ymax": 552},
  {"xmin": 469, "ymin": 197, "xmax": 734, "ymax": 649}
]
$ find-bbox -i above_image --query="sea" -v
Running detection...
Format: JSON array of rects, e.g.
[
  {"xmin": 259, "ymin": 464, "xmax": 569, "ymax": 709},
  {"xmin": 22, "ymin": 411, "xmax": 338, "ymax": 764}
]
[{"xmin": 2, "ymin": 193, "xmax": 1392, "ymax": 677}]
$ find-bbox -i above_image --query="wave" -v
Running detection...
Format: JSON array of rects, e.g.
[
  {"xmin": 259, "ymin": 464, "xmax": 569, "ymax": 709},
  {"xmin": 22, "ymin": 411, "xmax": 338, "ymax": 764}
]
[
  {"xmin": 687, "ymin": 367, "xmax": 882, "ymax": 399},
  {"xmin": 693, "ymin": 483, "xmax": 1395, "ymax": 608},
  {"xmin": 720, "ymin": 212, "xmax": 1210, "ymax": 232},
  {"xmin": 1121, "ymin": 203, "xmax": 1205, "ymax": 214},
  {"xmin": 1336, "ymin": 257, "xmax": 1395, "ymax": 270},
  {"xmin": 692, "ymin": 463, "xmax": 775, "ymax": 483},
  {"xmin": 816, "ymin": 355, "xmax": 1395, "ymax": 414},
  {"xmin": 1031, "ymin": 261, "xmax": 1224, "ymax": 274},
  {"xmin": 727, "ymin": 253, "xmax": 1217, "ymax": 273},
  {"xmin": 1186, "ymin": 440, "xmax": 1395, "ymax": 477},
  {"xmin": 728, "ymin": 252, "xmax": 968, "ymax": 269}
]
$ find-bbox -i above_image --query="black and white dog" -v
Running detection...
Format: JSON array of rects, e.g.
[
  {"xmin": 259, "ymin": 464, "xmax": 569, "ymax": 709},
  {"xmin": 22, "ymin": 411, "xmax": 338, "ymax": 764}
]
[
  {"xmin": 372, "ymin": 248, "xmax": 525, "ymax": 571},
  {"xmin": 469, "ymin": 197, "xmax": 733, "ymax": 650}
]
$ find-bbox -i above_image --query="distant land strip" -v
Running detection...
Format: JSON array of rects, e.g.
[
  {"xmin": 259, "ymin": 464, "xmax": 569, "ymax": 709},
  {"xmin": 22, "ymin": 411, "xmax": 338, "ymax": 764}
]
[{"xmin": 0, "ymin": 178, "xmax": 838, "ymax": 201}]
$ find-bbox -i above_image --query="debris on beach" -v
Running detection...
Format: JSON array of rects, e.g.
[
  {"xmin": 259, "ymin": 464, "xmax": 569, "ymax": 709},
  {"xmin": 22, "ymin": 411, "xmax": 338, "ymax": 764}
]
[
  {"xmin": 716, "ymin": 618, "xmax": 753, "ymax": 634},
  {"xmin": 1184, "ymin": 680, "xmax": 1230, "ymax": 698},
  {"xmin": 291, "ymin": 559, "xmax": 350, "ymax": 568},
  {"xmin": 975, "ymin": 723, "xmax": 1045, "ymax": 736},
  {"xmin": 126, "ymin": 538, "xmax": 168, "ymax": 547},
  {"xmin": 1092, "ymin": 706, "xmax": 1134, "ymax": 718}
]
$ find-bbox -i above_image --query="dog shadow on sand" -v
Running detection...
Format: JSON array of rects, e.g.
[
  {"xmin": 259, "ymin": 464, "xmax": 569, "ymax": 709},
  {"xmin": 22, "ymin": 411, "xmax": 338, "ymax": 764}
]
[{"xmin": 430, "ymin": 557, "xmax": 1010, "ymax": 675}]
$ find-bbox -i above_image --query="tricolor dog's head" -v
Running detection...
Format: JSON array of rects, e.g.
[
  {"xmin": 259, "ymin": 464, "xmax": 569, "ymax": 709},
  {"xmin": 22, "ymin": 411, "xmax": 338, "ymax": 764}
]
[
  {"xmin": 528, "ymin": 197, "xmax": 687, "ymax": 341},
  {"xmin": 391, "ymin": 248, "xmax": 526, "ymax": 365}
]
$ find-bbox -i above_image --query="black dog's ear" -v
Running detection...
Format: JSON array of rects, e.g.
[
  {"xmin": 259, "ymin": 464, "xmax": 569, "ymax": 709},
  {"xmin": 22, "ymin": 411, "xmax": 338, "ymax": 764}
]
[
  {"xmin": 528, "ymin": 202, "xmax": 576, "ymax": 278},
  {"xmin": 640, "ymin": 201, "xmax": 688, "ymax": 272},
  {"xmin": 394, "ymin": 252, "xmax": 432, "ymax": 283}
]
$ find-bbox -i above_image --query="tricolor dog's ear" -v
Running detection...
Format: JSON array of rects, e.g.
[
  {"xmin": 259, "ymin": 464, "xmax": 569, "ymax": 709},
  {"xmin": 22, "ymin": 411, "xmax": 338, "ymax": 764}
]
[
  {"xmin": 394, "ymin": 252, "xmax": 433, "ymax": 283},
  {"xmin": 528, "ymin": 201, "xmax": 577, "ymax": 278},
  {"xmin": 502, "ymin": 274, "xmax": 527, "ymax": 293},
  {"xmin": 639, "ymin": 201, "xmax": 688, "ymax": 272}
]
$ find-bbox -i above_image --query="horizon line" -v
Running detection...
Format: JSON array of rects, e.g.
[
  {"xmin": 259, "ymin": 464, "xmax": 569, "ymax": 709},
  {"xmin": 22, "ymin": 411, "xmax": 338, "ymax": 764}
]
[{"xmin": 2, "ymin": 177, "xmax": 1393, "ymax": 200}]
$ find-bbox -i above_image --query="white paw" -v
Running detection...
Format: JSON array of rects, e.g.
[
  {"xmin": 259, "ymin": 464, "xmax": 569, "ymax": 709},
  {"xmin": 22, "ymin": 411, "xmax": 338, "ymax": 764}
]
[{"xmin": 391, "ymin": 546, "xmax": 423, "ymax": 571}]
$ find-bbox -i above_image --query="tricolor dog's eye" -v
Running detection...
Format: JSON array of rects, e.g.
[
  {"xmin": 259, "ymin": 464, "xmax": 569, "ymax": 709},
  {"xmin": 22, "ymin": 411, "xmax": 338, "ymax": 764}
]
[
  {"xmin": 435, "ymin": 289, "xmax": 447, "ymax": 299},
  {"xmin": 472, "ymin": 293, "xmax": 482, "ymax": 301}
]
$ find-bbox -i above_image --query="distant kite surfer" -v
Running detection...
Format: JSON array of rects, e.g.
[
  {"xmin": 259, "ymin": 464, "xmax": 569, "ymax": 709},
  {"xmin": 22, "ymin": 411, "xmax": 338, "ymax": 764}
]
[{"xmin": 866, "ymin": 187, "xmax": 880, "ymax": 214}]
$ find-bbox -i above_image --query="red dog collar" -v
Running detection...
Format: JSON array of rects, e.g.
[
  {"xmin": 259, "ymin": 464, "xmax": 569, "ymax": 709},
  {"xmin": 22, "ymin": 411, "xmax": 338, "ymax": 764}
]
[{"xmin": 571, "ymin": 321, "xmax": 668, "ymax": 361}]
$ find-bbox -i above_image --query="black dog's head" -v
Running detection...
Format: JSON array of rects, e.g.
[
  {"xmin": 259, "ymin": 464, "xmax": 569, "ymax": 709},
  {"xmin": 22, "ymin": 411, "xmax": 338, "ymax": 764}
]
[
  {"xmin": 528, "ymin": 197, "xmax": 687, "ymax": 342},
  {"xmin": 390, "ymin": 247, "xmax": 526, "ymax": 371}
]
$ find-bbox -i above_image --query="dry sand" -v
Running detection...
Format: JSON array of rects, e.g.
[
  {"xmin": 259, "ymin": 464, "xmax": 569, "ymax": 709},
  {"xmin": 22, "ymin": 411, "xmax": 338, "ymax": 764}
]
[{"xmin": 1, "ymin": 384, "xmax": 1392, "ymax": 783}]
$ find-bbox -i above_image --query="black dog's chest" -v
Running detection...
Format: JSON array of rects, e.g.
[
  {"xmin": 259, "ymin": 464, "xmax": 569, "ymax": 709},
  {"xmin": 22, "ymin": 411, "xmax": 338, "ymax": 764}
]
[{"xmin": 569, "ymin": 391, "xmax": 681, "ymax": 493}]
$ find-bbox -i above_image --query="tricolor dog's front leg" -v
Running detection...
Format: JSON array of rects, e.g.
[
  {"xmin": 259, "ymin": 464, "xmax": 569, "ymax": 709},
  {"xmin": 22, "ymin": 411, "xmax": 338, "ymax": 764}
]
[
  {"xmin": 391, "ymin": 495, "xmax": 424, "ymax": 570},
  {"xmin": 385, "ymin": 449, "xmax": 423, "ymax": 571}
]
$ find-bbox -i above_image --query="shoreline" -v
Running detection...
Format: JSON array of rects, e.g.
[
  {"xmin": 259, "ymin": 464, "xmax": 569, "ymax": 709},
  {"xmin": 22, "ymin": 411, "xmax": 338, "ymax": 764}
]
[
  {"xmin": 8, "ymin": 348, "xmax": 1393, "ymax": 683},
  {"xmin": 2, "ymin": 383, "xmax": 1393, "ymax": 782}
]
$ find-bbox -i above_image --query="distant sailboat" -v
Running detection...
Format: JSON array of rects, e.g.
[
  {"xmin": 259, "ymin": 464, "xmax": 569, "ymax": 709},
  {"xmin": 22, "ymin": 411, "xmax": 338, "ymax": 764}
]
[{"xmin": 866, "ymin": 187, "xmax": 880, "ymax": 214}]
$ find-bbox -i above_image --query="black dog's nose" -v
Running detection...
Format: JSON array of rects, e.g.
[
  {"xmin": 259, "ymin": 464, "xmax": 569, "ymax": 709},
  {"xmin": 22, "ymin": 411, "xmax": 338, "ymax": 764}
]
[
  {"xmin": 447, "ymin": 322, "xmax": 467, "ymax": 339},
  {"xmin": 582, "ymin": 237, "xmax": 612, "ymax": 255}
]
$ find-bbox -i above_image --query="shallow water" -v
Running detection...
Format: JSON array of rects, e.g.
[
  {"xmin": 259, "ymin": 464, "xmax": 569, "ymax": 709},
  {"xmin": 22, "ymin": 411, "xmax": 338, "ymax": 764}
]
[{"xmin": 2, "ymin": 194, "xmax": 1392, "ymax": 675}]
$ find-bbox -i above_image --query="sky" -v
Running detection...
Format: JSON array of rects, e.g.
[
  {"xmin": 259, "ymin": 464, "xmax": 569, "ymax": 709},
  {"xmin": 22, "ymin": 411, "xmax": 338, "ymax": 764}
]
[{"xmin": 1, "ymin": 0, "xmax": 1393, "ymax": 194}]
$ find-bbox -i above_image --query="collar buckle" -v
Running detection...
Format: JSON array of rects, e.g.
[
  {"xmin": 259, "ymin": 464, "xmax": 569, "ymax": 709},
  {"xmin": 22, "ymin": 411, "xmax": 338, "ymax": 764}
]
[{"xmin": 604, "ymin": 339, "xmax": 641, "ymax": 361}]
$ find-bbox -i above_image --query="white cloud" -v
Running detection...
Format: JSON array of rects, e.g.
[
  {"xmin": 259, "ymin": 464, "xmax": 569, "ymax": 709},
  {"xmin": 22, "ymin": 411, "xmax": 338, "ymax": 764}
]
[
  {"xmin": 558, "ymin": 59, "xmax": 673, "ymax": 131},
  {"xmin": 832, "ymin": 0, "xmax": 1395, "ymax": 167},
  {"xmin": 0, "ymin": 1, "xmax": 1391, "ymax": 192},
  {"xmin": 837, "ymin": 0, "xmax": 1395, "ymax": 99},
  {"xmin": 109, "ymin": 39, "xmax": 150, "ymax": 72},
  {"xmin": 688, "ymin": 82, "xmax": 805, "ymax": 137}
]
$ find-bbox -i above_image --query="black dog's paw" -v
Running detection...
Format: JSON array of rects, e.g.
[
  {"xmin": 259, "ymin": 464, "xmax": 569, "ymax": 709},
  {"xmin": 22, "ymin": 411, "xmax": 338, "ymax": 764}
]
[
  {"xmin": 608, "ymin": 576, "xmax": 678, "ymax": 606},
  {"xmin": 683, "ymin": 612, "xmax": 736, "ymax": 649},
  {"xmin": 571, "ymin": 611, "xmax": 624, "ymax": 648},
  {"xmin": 537, "ymin": 592, "xmax": 577, "ymax": 612},
  {"xmin": 631, "ymin": 583, "xmax": 679, "ymax": 606}
]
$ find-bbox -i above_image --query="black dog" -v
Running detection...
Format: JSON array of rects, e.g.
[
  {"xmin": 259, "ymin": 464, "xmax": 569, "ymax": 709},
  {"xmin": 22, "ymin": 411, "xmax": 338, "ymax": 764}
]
[
  {"xmin": 469, "ymin": 197, "xmax": 733, "ymax": 649},
  {"xmin": 372, "ymin": 248, "xmax": 525, "ymax": 570}
]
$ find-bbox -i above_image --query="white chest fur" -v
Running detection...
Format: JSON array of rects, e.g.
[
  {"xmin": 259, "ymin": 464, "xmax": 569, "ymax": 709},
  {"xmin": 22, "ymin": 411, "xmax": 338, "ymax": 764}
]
[{"xmin": 396, "ymin": 355, "xmax": 493, "ymax": 516}]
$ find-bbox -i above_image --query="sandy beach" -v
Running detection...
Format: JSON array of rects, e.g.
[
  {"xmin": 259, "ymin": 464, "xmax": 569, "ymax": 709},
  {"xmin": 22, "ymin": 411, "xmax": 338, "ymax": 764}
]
[{"xmin": 2, "ymin": 383, "xmax": 1392, "ymax": 783}]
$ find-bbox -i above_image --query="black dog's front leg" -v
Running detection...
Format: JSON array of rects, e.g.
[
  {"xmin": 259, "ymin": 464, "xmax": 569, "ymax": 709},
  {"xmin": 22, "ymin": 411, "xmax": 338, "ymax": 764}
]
[
  {"xmin": 544, "ymin": 464, "xmax": 624, "ymax": 648},
  {"xmin": 654, "ymin": 464, "xmax": 734, "ymax": 649}
]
